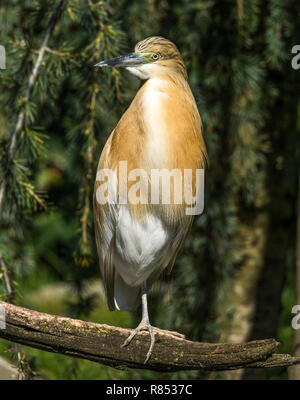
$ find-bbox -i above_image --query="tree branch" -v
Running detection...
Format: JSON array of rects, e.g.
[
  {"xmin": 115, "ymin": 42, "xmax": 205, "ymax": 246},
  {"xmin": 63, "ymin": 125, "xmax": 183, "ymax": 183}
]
[{"xmin": 0, "ymin": 301, "xmax": 299, "ymax": 372}]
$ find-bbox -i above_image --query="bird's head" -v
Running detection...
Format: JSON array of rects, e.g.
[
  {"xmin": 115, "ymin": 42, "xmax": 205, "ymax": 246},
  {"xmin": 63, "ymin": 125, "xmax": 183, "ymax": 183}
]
[{"xmin": 94, "ymin": 36, "xmax": 187, "ymax": 80}]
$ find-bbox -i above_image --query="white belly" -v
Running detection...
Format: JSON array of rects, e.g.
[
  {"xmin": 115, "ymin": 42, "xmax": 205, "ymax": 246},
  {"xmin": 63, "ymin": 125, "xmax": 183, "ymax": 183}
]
[{"xmin": 114, "ymin": 205, "xmax": 173, "ymax": 287}]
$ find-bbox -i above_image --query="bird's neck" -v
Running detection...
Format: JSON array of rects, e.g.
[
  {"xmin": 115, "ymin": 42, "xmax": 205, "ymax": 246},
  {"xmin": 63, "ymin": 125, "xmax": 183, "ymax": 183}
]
[
  {"xmin": 137, "ymin": 72, "xmax": 191, "ymax": 114},
  {"xmin": 137, "ymin": 72, "xmax": 195, "ymax": 133},
  {"xmin": 108, "ymin": 71, "xmax": 206, "ymax": 182},
  {"xmin": 131, "ymin": 73, "xmax": 198, "ymax": 168},
  {"xmin": 139, "ymin": 70, "xmax": 188, "ymax": 92}
]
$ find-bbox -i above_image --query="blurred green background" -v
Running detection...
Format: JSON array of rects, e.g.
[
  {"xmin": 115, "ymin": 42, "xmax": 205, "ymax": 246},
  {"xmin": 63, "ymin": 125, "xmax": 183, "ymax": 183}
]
[{"xmin": 0, "ymin": 0, "xmax": 299, "ymax": 380}]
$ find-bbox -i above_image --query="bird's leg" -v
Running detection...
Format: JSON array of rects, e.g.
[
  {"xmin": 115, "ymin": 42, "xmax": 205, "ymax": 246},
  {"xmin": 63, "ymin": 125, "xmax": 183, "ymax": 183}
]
[{"xmin": 121, "ymin": 281, "xmax": 155, "ymax": 364}]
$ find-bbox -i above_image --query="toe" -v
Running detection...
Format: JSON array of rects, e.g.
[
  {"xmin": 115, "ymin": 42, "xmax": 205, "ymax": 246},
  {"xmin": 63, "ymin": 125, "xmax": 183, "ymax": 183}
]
[
  {"xmin": 121, "ymin": 330, "xmax": 138, "ymax": 348},
  {"xmin": 144, "ymin": 325, "xmax": 155, "ymax": 364},
  {"xmin": 121, "ymin": 321, "xmax": 148, "ymax": 348},
  {"xmin": 153, "ymin": 327, "xmax": 185, "ymax": 339}
]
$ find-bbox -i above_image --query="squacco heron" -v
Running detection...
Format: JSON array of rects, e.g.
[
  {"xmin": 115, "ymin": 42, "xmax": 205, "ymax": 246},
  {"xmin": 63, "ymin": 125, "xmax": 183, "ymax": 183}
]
[{"xmin": 93, "ymin": 36, "xmax": 207, "ymax": 363}]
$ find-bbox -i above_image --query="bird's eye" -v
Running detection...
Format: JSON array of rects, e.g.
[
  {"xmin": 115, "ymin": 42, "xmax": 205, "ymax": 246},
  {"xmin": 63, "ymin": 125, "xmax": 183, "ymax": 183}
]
[{"xmin": 152, "ymin": 53, "xmax": 160, "ymax": 60}]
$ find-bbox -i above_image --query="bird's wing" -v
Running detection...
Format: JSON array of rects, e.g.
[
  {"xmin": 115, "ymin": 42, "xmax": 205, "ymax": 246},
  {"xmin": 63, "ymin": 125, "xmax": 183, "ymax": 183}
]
[
  {"xmin": 93, "ymin": 198, "xmax": 118, "ymax": 311},
  {"xmin": 165, "ymin": 215, "xmax": 194, "ymax": 275},
  {"xmin": 93, "ymin": 132, "xmax": 118, "ymax": 311}
]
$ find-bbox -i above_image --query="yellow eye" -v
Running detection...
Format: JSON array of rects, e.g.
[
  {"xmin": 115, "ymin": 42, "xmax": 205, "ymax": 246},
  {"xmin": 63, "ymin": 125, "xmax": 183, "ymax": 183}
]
[{"xmin": 152, "ymin": 53, "xmax": 160, "ymax": 60}]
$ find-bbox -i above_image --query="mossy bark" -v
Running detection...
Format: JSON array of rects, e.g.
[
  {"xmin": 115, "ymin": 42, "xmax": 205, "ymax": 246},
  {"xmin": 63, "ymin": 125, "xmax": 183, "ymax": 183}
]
[{"xmin": 0, "ymin": 301, "xmax": 299, "ymax": 372}]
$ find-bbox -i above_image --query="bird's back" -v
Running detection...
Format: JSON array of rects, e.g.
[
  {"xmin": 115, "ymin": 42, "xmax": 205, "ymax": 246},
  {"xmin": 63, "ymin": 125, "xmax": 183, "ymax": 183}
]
[{"xmin": 94, "ymin": 72, "xmax": 206, "ymax": 311}]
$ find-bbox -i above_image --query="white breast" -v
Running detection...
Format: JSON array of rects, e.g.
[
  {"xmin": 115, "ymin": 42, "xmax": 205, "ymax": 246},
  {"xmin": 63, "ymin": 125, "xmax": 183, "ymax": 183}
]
[{"xmin": 114, "ymin": 205, "xmax": 173, "ymax": 287}]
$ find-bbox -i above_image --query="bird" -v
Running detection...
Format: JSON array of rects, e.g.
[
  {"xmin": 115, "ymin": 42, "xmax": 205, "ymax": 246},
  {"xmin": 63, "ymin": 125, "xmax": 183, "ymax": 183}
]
[{"xmin": 93, "ymin": 36, "xmax": 207, "ymax": 363}]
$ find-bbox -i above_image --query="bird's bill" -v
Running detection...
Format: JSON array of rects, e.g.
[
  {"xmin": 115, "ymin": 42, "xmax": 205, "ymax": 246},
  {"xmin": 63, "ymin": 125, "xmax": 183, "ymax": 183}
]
[{"xmin": 94, "ymin": 52, "xmax": 145, "ymax": 68}]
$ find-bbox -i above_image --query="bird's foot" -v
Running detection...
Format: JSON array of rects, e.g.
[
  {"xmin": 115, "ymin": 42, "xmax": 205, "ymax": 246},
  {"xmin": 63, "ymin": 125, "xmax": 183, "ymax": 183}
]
[{"xmin": 121, "ymin": 319, "xmax": 155, "ymax": 364}]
